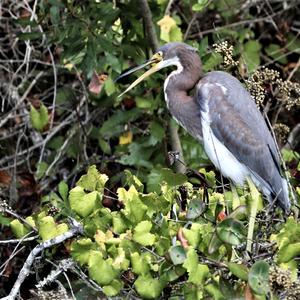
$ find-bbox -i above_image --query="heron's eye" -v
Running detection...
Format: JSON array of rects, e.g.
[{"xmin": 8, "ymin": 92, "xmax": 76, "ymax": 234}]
[{"xmin": 152, "ymin": 51, "xmax": 163, "ymax": 62}]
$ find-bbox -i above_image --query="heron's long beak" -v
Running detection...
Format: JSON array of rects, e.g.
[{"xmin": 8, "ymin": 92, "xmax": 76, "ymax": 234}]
[{"xmin": 117, "ymin": 54, "xmax": 164, "ymax": 98}]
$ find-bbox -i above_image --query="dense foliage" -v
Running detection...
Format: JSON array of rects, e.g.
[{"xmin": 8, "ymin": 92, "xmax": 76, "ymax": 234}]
[{"xmin": 1, "ymin": 0, "xmax": 300, "ymax": 299}]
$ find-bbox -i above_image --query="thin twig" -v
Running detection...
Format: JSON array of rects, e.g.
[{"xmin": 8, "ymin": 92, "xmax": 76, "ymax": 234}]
[{"xmin": 2, "ymin": 218, "xmax": 83, "ymax": 300}]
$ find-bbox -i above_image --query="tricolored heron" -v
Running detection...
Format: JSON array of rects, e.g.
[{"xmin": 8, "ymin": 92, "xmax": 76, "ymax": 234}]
[{"xmin": 116, "ymin": 42, "xmax": 290, "ymax": 213}]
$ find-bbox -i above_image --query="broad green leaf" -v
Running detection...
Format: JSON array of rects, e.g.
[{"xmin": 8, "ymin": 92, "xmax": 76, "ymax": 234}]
[
  {"xmin": 131, "ymin": 252, "xmax": 150, "ymax": 275},
  {"xmin": 216, "ymin": 218, "xmax": 246, "ymax": 246},
  {"xmin": 160, "ymin": 262, "xmax": 186, "ymax": 283},
  {"xmin": 76, "ymin": 165, "xmax": 108, "ymax": 193},
  {"xmin": 30, "ymin": 104, "xmax": 49, "ymax": 131},
  {"xmin": 112, "ymin": 247, "xmax": 130, "ymax": 270},
  {"xmin": 160, "ymin": 168, "xmax": 188, "ymax": 186},
  {"xmin": 112, "ymin": 212, "xmax": 129, "ymax": 234},
  {"xmin": 71, "ymin": 238, "xmax": 96, "ymax": 265},
  {"xmin": 277, "ymin": 243, "xmax": 300, "ymax": 263},
  {"xmin": 169, "ymin": 245, "xmax": 186, "ymax": 265},
  {"xmin": 242, "ymin": 40, "xmax": 261, "ymax": 72},
  {"xmin": 0, "ymin": 214, "xmax": 12, "ymax": 226},
  {"xmin": 10, "ymin": 219, "xmax": 30, "ymax": 238},
  {"xmin": 104, "ymin": 77, "xmax": 116, "ymax": 96},
  {"xmin": 38, "ymin": 216, "xmax": 68, "ymax": 241},
  {"xmin": 248, "ymin": 261, "xmax": 270, "ymax": 295},
  {"xmin": 205, "ymin": 283, "xmax": 225, "ymax": 300},
  {"xmin": 133, "ymin": 221, "xmax": 155, "ymax": 246},
  {"xmin": 124, "ymin": 170, "xmax": 144, "ymax": 192},
  {"xmin": 134, "ymin": 275, "xmax": 164, "ymax": 299},
  {"xmin": 169, "ymin": 25, "xmax": 182, "ymax": 42},
  {"xmin": 183, "ymin": 248, "xmax": 210, "ymax": 285},
  {"xmin": 88, "ymin": 251, "xmax": 118, "ymax": 285},
  {"xmin": 69, "ymin": 186, "xmax": 98, "ymax": 217},
  {"xmin": 118, "ymin": 186, "xmax": 147, "ymax": 224},
  {"xmin": 186, "ymin": 198, "xmax": 205, "ymax": 219},
  {"xmin": 182, "ymin": 225, "xmax": 200, "ymax": 248},
  {"xmin": 103, "ymin": 279, "xmax": 123, "ymax": 297},
  {"xmin": 227, "ymin": 262, "xmax": 249, "ymax": 281}
]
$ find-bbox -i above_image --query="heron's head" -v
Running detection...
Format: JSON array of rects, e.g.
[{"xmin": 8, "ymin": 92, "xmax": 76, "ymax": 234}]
[{"xmin": 116, "ymin": 42, "xmax": 199, "ymax": 97}]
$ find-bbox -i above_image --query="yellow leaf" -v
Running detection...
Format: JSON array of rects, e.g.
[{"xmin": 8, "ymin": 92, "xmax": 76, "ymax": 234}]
[
  {"xmin": 64, "ymin": 63, "xmax": 74, "ymax": 71},
  {"xmin": 157, "ymin": 15, "xmax": 176, "ymax": 34},
  {"xmin": 119, "ymin": 131, "xmax": 133, "ymax": 145}
]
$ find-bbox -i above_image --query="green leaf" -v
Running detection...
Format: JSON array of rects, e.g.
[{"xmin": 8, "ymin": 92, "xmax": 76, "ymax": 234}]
[
  {"xmin": 69, "ymin": 186, "xmax": 98, "ymax": 217},
  {"xmin": 0, "ymin": 214, "xmax": 12, "ymax": 226},
  {"xmin": 124, "ymin": 170, "xmax": 144, "ymax": 192},
  {"xmin": 30, "ymin": 104, "xmax": 49, "ymax": 131},
  {"xmin": 98, "ymin": 137, "xmax": 111, "ymax": 154},
  {"xmin": 183, "ymin": 248, "xmax": 210, "ymax": 285},
  {"xmin": 38, "ymin": 216, "xmax": 68, "ymax": 241},
  {"xmin": 50, "ymin": 6, "xmax": 60, "ymax": 25},
  {"xmin": 35, "ymin": 162, "xmax": 48, "ymax": 179},
  {"xmin": 104, "ymin": 77, "xmax": 116, "ymax": 96},
  {"xmin": 182, "ymin": 225, "xmax": 200, "ymax": 248},
  {"xmin": 248, "ymin": 261, "xmax": 270, "ymax": 295},
  {"xmin": 133, "ymin": 221, "xmax": 156, "ymax": 246},
  {"xmin": 10, "ymin": 219, "xmax": 30, "ymax": 238},
  {"xmin": 58, "ymin": 181, "xmax": 69, "ymax": 202},
  {"xmin": 186, "ymin": 199, "xmax": 205, "ymax": 219},
  {"xmin": 277, "ymin": 243, "xmax": 300, "ymax": 263},
  {"xmin": 265, "ymin": 44, "xmax": 288, "ymax": 64},
  {"xmin": 169, "ymin": 245, "xmax": 187, "ymax": 265},
  {"xmin": 118, "ymin": 186, "xmax": 147, "ymax": 224},
  {"xmin": 112, "ymin": 212, "xmax": 129, "ymax": 234},
  {"xmin": 208, "ymin": 232, "xmax": 223, "ymax": 254},
  {"xmin": 17, "ymin": 31, "xmax": 42, "ymax": 41},
  {"xmin": 135, "ymin": 96, "xmax": 152, "ymax": 109},
  {"xmin": 134, "ymin": 275, "xmax": 164, "ymax": 299},
  {"xmin": 71, "ymin": 238, "xmax": 96, "ymax": 265},
  {"xmin": 216, "ymin": 218, "xmax": 246, "ymax": 246},
  {"xmin": 205, "ymin": 283, "xmax": 225, "ymax": 300},
  {"xmin": 130, "ymin": 252, "xmax": 150, "ymax": 275},
  {"xmin": 88, "ymin": 251, "xmax": 118, "ymax": 285},
  {"xmin": 243, "ymin": 40, "xmax": 261, "ymax": 72},
  {"xmin": 169, "ymin": 25, "xmax": 182, "ymax": 42},
  {"xmin": 192, "ymin": 0, "xmax": 209, "ymax": 11},
  {"xmin": 227, "ymin": 262, "xmax": 249, "ymax": 281},
  {"xmin": 76, "ymin": 165, "xmax": 108, "ymax": 193},
  {"xmin": 160, "ymin": 168, "xmax": 187, "ymax": 186},
  {"xmin": 103, "ymin": 279, "xmax": 123, "ymax": 297},
  {"xmin": 160, "ymin": 262, "xmax": 186, "ymax": 283}
]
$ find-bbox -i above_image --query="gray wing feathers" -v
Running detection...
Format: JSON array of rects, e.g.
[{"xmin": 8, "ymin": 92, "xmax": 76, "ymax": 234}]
[{"xmin": 196, "ymin": 71, "xmax": 290, "ymax": 212}]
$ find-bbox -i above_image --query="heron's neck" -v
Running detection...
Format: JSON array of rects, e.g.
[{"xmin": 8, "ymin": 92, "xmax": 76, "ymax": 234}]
[
  {"xmin": 164, "ymin": 54, "xmax": 202, "ymax": 107},
  {"xmin": 163, "ymin": 55, "xmax": 202, "ymax": 139}
]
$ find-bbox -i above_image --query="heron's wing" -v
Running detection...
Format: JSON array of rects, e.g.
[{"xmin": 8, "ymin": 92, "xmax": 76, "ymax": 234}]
[
  {"xmin": 199, "ymin": 71, "xmax": 281, "ymax": 173},
  {"xmin": 196, "ymin": 76, "xmax": 279, "ymax": 194}
]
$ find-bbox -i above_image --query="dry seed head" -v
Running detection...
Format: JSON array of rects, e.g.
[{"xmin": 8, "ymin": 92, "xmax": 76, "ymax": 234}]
[
  {"xmin": 269, "ymin": 266, "xmax": 293, "ymax": 291},
  {"xmin": 274, "ymin": 123, "xmax": 290, "ymax": 143},
  {"xmin": 213, "ymin": 41, "xmax": 239, "ymax": 67}
]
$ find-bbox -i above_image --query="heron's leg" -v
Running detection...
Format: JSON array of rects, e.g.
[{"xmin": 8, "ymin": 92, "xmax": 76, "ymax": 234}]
[{"xmin": 246, "ymin": 177, "xmax": 260, "ymax": 253}]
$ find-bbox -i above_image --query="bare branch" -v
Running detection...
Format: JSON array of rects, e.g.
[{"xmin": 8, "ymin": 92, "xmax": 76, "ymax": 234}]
[{"xmin": 2, "ymin": 218, "xmax": 83, "ymax": 300}]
